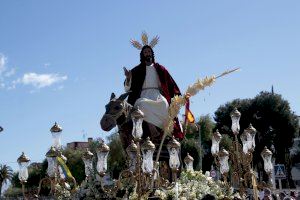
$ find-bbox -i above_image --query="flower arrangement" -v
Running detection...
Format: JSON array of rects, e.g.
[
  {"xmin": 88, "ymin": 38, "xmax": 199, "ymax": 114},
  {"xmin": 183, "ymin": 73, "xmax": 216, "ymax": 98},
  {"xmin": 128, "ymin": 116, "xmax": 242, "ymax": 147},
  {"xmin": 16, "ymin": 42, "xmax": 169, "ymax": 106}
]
[
  {"xmin": 152, "ymin": 171, "xmax": 233, "ymax": 200},
  {"xmin": 55, "ymin": 182, "xmax": 72, "ymax": 200}
]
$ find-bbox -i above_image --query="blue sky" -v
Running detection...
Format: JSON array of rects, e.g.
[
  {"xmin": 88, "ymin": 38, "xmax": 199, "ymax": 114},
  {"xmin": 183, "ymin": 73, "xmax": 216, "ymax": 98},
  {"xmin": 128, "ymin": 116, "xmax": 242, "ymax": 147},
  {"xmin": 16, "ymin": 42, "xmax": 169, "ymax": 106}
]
[{"xmin": 1, "ymin": 1, "xmax": 300, "ymax": 172}]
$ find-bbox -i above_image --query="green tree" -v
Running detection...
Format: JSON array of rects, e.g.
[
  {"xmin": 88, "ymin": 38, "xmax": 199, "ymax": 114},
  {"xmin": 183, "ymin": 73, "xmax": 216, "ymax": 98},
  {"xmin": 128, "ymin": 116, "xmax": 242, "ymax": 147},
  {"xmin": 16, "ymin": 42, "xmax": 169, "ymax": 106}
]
[
  {"xmin": 0, "ymin": 164, "xmax": 13, "ymax": 196},
  {"xmin": 106, "ymin": 132, "xmax": 127, "ymax": 178},
  {"xmin": 183, "ymin": 115, "xmax": 216, "ymax": 172},
  {"xmin": 214, "ymin": 91, "xmax": 299, "ymax": 186},
  {"xmin": 63, "ymin": 148, "xmax": 85, "ymax": 185}
]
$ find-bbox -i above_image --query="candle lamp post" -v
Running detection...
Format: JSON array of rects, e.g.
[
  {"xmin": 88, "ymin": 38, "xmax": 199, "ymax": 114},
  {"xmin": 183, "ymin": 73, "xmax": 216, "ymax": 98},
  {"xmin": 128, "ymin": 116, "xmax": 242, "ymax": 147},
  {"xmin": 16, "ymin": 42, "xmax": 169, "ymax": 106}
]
[
  {"xmin": 96, "ymin": 142, "xmax": 110, "ymax": 177},
  {"xmin": 36, "ymin": 146, "xmax": 58, "ymax": 196},
  {"xmin": 82, "ymin": 148, "xmax": 94, "ymax": 179},
  {"xmin": 80, "ymin": 107, "xmax": 180, "ymax": 198},
  {"xmin": 17, "ymin": 152, "xmax": 30, "ymax": 200},
  {"xmin": 212, "ymin": 108, "xmax": 258, "ymax": 195},
  {"xmin": 218, "ymin": 148, "xmax": 229, "ymax": 183},
  {"xmin": 167, "ymin": 136, "xmax": 181, "ymax": 182},
  {"xmin": 261, "ymin": 146, "xmax": 273, "ymax": 188},
  {"xmin": 126, "ymin": 140, "xmax": 138, "ymax": 172},
  {"xmin": 184, "ymin": 153, "xmax": 194, "ymax": 172},
  {"xmin": 36, "ymin": 122, "xmax": 76, "ymax": 197},
  {"xmin": 50, "ymin": 122, "xmax": 62, "ymax": 150}
]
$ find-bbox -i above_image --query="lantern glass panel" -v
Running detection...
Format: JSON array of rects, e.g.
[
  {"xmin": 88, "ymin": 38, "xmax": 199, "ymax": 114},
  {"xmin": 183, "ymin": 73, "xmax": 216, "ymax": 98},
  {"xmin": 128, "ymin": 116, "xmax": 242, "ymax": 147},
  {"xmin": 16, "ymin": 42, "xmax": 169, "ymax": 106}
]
[
  {"xmin": 240, "ymin": 131, "xmax": 252, "ymax": 154},
  {"xmin": 219, "ymin": 154, "xmax": 229, "ymax": 174},
  {"xmin": 168, "ymin": 147, "xmax": 180, "ymax": 170},
  {"xmin": 96, "ymin": 151, "xmax": 109, "ymax": 174},
  {"xmin": 18, "ymin": 162, "xmax": 29, "ymax": 182},
  {"xmin": 185, "ymin": 161, "xmax": 193, "ymax": 171},
  {"xmin": 132, "ymin": 117, "xmax": 143, "ymax": 139},
  {"xmin": 262, "ymin": 154, "xmax": 273, "ymax": 173},
  {"xmin": 250, "ymin": 132, "xmax": 256, "ymax": 150},
  {"xmin": 46, "ymin": 157, "xmax": 57, "ymax": 177},
  {"xmin": 211, "ymin": 134, "xmax": 222, "ymax": 155},
  {"xmin": 83, "ymin": 158, "xmax": 94, "ymax": 177},
  {"xmin": 128, "ymin": 151, "xmax": 137, "ymax": 172},
  {"xmin": 51, "ymin": 132, "xmax": 62, "ymax": 149},
  {"xmin": 142, "ymin": 149, "xmax": 154, "ymax": 173},
  {"xmin": 231, "ymin": 115, "xmax": 240, "ymax": 134}
]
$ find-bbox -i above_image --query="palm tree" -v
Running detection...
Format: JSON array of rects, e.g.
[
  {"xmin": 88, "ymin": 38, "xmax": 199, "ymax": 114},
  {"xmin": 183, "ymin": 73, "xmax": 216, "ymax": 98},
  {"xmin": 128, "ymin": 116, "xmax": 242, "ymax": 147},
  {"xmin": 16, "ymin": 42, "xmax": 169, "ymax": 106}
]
[{"xmin": 0, "ymin": 164, "xmax": 13, "ymax": 197}]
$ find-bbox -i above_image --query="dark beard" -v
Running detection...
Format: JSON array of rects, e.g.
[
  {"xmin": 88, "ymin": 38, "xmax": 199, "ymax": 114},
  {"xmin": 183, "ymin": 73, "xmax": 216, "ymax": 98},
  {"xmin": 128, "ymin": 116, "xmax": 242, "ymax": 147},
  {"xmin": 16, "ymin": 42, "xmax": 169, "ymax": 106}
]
[{"xmin": 145, "ymin": 56, "xmax": 152, "ymax": 63}]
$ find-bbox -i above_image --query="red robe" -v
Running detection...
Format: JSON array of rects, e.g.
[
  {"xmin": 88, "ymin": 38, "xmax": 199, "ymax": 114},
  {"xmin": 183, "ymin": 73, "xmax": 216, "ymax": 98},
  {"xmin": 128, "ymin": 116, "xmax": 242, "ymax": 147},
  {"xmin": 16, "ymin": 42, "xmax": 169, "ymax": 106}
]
[{"xmin": 127, "ymin": 63, "xmax": 184, "ymax": 139}]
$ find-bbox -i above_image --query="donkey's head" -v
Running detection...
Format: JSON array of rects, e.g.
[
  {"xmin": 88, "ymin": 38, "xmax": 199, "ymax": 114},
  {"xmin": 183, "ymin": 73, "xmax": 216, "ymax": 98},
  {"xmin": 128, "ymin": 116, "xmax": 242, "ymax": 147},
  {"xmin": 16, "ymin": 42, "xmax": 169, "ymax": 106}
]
[{"xmin": 100, "ymin": 92, "xmax": 131, "ymax": 131}]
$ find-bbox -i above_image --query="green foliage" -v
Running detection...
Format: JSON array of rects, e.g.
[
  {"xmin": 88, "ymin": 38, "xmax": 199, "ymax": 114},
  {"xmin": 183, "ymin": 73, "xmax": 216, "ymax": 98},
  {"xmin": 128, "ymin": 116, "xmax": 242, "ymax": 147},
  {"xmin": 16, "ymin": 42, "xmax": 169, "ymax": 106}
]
[
  {"xmin": 214, "ymin": 91, "xmax": 299, "ymax": 163},
  {"xmin": 0, "ymin": 164, "xmax": 13, "ymax": 196},
  {"xmin": 181, "ymin": 139, "xmax": 201, "ymax": 170},
  {"xmin": 106, "ymin": 132, "xmax": 127, "ymax": 178},
  {"xmin": 184, "ymin": 115, "xmax": 216, "ymax": 172},
  {"xmin": 291, "ymin": 140, "xmax": 300, "ymax": 164},
  {"xmin": 219, "ymin": 134, "xmax": 233, "ymax": 151},
  {"xmin": 3, "ymin": 187, "xmax": 22, "ymax": 198},
  {"xmin": 214, "ymin": 91, "xmax": 299, "ymax": 185},
  {"xmin": 198, "ymin": 115, "xmax": 215, "ymax": 143},
  {"xmin": 63, "ymin": 148, "xmax": 85, "ymax": 185},
  {"xmin": 11, "ymin": 160, "xmax": 47, "ymax": 190}
]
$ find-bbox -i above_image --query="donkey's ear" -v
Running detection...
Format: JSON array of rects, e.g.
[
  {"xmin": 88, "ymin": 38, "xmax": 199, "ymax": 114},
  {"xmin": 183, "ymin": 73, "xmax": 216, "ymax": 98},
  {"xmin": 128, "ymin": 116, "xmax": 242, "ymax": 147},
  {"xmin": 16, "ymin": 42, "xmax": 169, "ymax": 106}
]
[
  {"xmin": 110, "ymin": 92, "xmax": 116, "ymax": 100},
  {"xmin": 118, "ymin": 91, "xmax": 131, "ymax": 101}
]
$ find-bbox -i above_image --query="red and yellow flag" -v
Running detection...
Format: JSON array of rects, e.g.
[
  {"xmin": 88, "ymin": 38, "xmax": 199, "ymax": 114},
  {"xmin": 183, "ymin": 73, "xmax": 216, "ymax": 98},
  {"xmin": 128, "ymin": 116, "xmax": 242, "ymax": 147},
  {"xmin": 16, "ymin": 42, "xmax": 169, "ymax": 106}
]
[{"xmin": 185, "ymin": 94, "xmax": 195, "ymax": 124}]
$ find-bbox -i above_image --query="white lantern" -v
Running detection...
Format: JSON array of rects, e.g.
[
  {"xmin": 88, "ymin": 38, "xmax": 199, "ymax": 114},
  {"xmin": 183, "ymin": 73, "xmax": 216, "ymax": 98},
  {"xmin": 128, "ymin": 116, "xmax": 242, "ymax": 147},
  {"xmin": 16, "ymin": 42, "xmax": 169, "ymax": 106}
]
[
  {"xmin": 184, "ymin": 153, "xmax": 194, "ymax": 171},
  {"xmin": 167, "ymin": 137, "xmax": 181, "ymax": 171},
  {"xmin": 230, "ymin": 108, "xmax": 241, "ymax": 135},
  {"xmin": 126, "ymin": 140, "xmax": 138, "ymax": 172},
  {"xmin": 46, "ymin": 146, "xmax": 58, "ymax": 178},
  {"xmin": 131, "ymin": 107, "xmax": 144, "ymax": 140},
  {"xmin": 50, "ymin": 122, "xmax": 62, "ymax": 149},
  {"xmin": 211, "ymin": 130, "xmax": 222, "ymax": 156},
  {"xmin": 141, "ymin": 137, "xmax": 155, "ymax": 173},
  {"xmin": 218, "ymin": 148, "xmax": 229, "ymax": 175},
  {"xmin": 96, "ymin": 142, "xmax": 110, "ymax": 176},
  {"xmin": 261, "ymin": 146, "xmax": 273, "ymax": 174},
  {"xmin": 82, "ymin": 149, "xmax": 94, "ymax": 178},
  {"xmin": 17, "ymin": 152, "xmax": 30, "ymax": 182},
  {"xmin": 246, "ymin": 124, "xmax": 256, "ymax": 151},
  {"xmin": 240, "ymin": 129, "xmax": 252, "ymax": 154}
]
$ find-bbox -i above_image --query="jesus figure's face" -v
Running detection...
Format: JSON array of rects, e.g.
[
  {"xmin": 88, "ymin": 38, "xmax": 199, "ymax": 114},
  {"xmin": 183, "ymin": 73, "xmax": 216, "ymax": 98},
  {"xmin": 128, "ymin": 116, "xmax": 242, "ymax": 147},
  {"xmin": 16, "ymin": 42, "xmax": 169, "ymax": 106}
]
[{"xmin": 142, "ymin": 47, "xmax": 153, "ymax": 65}]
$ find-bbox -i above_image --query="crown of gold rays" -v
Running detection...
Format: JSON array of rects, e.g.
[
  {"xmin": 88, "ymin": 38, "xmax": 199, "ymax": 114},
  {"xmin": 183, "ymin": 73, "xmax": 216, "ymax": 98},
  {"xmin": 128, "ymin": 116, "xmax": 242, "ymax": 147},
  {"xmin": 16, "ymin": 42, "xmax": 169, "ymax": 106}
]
[{"xmin": 130, "ymin": 32, "xmax": 159, "ymax": 50}]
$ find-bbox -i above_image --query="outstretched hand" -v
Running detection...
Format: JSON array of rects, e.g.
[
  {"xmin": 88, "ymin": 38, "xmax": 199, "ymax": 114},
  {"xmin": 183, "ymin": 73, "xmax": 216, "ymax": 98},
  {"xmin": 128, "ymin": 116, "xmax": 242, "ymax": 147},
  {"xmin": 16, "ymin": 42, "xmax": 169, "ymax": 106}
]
[{"xmin": 123, "ymin": 67, "xmax": 132, "ymax": 80}]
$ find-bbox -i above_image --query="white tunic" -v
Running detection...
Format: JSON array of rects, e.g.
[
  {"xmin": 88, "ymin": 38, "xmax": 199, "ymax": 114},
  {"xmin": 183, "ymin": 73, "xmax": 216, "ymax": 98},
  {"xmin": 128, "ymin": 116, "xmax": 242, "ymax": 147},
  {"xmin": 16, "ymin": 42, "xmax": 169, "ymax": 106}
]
[{"xmin": 125, "ymin": 64, "xmax": 169, "ymax": 128}]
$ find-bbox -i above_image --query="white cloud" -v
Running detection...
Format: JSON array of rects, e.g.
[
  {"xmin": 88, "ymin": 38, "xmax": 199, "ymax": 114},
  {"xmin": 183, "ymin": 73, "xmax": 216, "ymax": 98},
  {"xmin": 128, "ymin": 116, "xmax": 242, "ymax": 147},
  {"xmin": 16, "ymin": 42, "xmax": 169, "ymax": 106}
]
[
  {"xmin": 4, "ymin": 68, "xmax": 16, "ymax": 77},
  {"xmin": 0, "ymin": 54, "xmax": 7, "ymax": 75},
  {"xmin": 16, "ymin": 73, "xmax": 67, "ymax": 89}
]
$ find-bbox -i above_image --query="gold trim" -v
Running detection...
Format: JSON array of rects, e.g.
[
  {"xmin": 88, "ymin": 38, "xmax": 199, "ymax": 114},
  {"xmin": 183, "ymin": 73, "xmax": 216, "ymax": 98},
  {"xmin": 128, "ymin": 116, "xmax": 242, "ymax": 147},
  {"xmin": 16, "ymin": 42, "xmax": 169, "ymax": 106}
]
[
  {"xmin": 17, "ymin": 152, "xmax": 30, "ymax": 163},
  {"xmin": 50, "ymin": 122, "xmax": 62, "ymax": 132}
]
